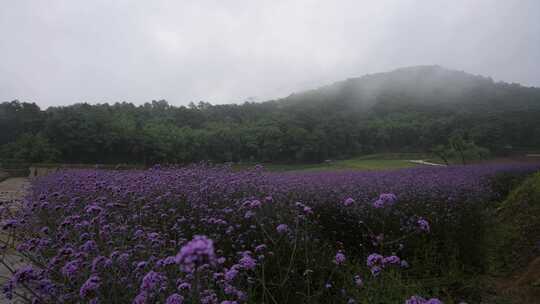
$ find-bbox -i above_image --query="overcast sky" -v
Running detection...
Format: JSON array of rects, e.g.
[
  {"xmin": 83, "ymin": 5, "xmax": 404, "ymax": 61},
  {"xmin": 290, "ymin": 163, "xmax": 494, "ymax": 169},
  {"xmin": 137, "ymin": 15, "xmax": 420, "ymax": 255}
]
[{"xmin": 1, "ymin": 0, "xmax": 539, "ymax": 108}]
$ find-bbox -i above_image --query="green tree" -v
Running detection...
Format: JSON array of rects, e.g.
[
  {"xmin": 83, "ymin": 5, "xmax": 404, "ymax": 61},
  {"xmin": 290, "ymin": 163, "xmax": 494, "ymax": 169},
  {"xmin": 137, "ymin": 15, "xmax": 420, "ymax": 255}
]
[{"xmin": 0, "ymin": 133, "xmax": 60, "ymax": 163}]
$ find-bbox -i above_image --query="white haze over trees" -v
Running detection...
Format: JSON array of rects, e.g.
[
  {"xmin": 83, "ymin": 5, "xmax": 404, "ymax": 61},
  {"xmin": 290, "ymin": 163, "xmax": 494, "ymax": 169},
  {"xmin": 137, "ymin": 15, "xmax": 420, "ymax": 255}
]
[{"xmin": 1, "ymin": 0, "xmax": 539, "ymax": 107}]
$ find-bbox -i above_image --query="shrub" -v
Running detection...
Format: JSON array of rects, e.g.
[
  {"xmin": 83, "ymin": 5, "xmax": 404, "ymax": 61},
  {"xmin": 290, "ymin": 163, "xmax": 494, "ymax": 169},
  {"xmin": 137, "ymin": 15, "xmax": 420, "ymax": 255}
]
[{"xmin": 490, "ymin": 172, "xmax": 540, "ymax": 273}]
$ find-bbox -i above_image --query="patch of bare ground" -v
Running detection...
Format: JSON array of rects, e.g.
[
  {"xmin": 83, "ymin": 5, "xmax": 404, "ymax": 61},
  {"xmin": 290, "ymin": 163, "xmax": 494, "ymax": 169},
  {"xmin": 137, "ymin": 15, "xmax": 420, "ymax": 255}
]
[{"xmin": 0, "ymin": 178, "xmax": 30, "ymax": 303}]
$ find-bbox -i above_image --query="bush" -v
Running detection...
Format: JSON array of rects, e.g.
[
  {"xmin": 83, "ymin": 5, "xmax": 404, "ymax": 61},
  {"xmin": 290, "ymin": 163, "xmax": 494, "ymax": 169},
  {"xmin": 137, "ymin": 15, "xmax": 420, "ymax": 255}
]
[
  {"xmin": 490, "ymin": 172, "xmax": 540, "ymax": 273},
  {"xmin": 0, "ymin": 133, "xmax": 60, "ymax": 163}
]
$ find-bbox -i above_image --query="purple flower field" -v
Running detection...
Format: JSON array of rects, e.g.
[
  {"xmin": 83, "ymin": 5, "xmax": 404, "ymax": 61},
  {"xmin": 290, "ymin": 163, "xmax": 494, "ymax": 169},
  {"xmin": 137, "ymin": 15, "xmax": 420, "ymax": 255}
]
[{"xmin": 1, "ymin": 163, "xmax": 539, "ymax": 303}]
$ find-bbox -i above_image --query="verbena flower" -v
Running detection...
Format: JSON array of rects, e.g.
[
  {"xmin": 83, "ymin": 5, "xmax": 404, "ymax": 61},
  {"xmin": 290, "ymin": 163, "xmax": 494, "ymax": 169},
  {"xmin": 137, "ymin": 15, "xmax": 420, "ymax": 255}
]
[
  {"xmin": 373, "ymin": 193, "xmax": 397, "ymax": 208},
  {"xmin": 405, "ymin": 296, "xmax": 443, "ymax": 304},
  {"xmin": 405, "ymin": 296, "xmax": 426, "ymax": 304},
  {"xmin": 225, "ymin": 267, "xmax": 239, "ymax": 282},
  {"xmin": 276, "ymin": 224, "xmax": 288, "ymax": 234},
  {"xmin": 80, "ymin": 275, "xmax": 101, "ymax": 299},
  {"xmin": 400, "ymin": 260, "xmax": 410, "ymax": 268},
  {"xmin": 382, "ymin": 255, "xmax": 401, "ymax": 266},
  {"xmin": 61, "ymin": 260, "xmax": 80, "ymax": 279},
  {"xmin": 417, "ymin": 218, "xmax": 431, "ymax": 232},
  {"xmin": 334, "ymin": 251, "xmax": 346, "ymax": 265},
  {"xmin": 165, "ymin": 293, "xmax": 184, "ymax": 304},
  {"xmin": 140, "ymin": 271, "xmax": 167, "ymax": 293},
  {"xmin": 343, "ymin": 197, "xmax": 355, "ymax": 206},
  {"xmin": 238, "ymin": 253, "xmax": 256, "ymax": 270},
  {"xmin": 366, "ymin": 253, "xmax": 383, "ymax": 268},
  {"xmin": 176, "ymin": 235, "xmax": 216, "ymax": 272},
  {"xmin": 254, "ymin": 244, "xmax": 267, "ymax": 253}
]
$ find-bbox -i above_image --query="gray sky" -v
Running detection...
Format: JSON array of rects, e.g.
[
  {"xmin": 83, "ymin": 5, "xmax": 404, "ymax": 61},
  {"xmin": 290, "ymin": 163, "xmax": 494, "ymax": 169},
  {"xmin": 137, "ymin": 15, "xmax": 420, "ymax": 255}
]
[{"xmin": 1, "ymin": 0, "xmax": 539, "ymax": 108}]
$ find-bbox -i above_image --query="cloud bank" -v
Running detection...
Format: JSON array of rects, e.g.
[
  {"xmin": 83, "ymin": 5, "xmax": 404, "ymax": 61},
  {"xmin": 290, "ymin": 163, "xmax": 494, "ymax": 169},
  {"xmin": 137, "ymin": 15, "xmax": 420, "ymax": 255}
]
[{"xmin": 1, "ymin": 0, "xmax": 539, "ymax": 107}]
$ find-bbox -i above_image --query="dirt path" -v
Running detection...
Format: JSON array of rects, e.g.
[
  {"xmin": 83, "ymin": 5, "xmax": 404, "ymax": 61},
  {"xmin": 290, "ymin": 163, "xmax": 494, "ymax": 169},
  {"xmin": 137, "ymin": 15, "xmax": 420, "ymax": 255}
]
[
  {"xmin": 0, "ymin": 178, "xmax": 30, "ymax": 303},
  {"xmin": 408, "ymin": 159, "xmax": 447, "ymax": 166},
  {"xmin": 0, "ymin": 178, "xmax": 29, "ymax": 204}
]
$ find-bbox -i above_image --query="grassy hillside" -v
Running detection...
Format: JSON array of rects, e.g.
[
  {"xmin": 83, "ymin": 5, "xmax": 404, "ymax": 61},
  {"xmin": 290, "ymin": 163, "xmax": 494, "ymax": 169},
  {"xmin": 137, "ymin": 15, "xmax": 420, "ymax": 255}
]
[
  {"xmin": 233, "ymin": 153, "xmax": 424, "ymax": 172},
  {"xmin": 492, "ymin": 172, "xmax": 540, "ymax": 271}
]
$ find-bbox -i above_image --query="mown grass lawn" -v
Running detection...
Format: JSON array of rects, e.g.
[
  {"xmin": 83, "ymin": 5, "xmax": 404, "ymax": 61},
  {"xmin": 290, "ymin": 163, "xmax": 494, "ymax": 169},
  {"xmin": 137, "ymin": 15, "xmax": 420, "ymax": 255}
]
[{"xmin": 233, "ymin": 153, "xmax": 427, "ymax": 172}]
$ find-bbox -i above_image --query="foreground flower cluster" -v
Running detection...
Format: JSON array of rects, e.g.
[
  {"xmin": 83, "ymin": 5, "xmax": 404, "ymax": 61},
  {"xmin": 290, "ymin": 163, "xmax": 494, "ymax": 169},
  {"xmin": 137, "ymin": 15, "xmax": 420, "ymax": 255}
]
[{"xmin": 0, "ymin": 163, "xmax": 538, "ymax": 303}]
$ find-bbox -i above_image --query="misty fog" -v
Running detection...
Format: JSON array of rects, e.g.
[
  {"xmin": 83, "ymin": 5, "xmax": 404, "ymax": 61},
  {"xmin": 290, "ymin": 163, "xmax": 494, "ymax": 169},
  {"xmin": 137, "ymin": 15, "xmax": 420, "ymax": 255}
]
[{"xmin": 1, "ymin": 0, "xmax": 539, "ymax": 107}]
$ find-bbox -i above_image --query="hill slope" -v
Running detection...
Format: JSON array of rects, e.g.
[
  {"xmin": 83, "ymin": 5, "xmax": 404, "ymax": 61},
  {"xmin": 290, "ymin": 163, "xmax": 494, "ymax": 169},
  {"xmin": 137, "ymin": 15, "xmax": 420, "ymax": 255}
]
[
  {"xmin": 1, "ymin": 66, "xmax": 540, "ymax": 164},
  {"xmin": 278, "ymin": 65, "xmax": 540, "ymax": 113}
]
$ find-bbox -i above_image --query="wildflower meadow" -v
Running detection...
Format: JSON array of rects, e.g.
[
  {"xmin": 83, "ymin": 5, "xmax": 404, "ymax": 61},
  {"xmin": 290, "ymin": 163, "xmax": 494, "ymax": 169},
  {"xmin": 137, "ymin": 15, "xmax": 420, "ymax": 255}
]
[{"xmin": 1, "ymin": 163, "xmax": 539, "ymax": 303}]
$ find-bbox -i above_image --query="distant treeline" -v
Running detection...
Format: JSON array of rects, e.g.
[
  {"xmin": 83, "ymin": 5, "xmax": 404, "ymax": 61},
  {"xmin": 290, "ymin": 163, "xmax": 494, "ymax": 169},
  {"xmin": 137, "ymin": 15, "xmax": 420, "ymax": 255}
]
[{"xmin": 2, "ymin": 66, "xmax": 540, "ymax": 164}]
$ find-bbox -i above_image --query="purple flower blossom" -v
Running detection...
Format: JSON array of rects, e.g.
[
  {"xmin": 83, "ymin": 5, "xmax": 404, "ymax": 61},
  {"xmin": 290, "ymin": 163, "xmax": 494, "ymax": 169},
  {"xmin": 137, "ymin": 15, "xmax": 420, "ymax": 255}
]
[
  {"xmin": 80, "ymin": 240, "xmax": 98, "ymax": 253},
  {"xmin": 238, "ymin": 253, "xmax": 256, "ymax": 270},
  {"xmin": 417, "ymin": 218, "xmax": 431, "ymax": 232},
  {"xmin": 366, "ymin": 253, "xmax": 384, "ymax": 268},
  {"xmin": 200, "ymin": 289, "xmax": 218, "ymax": 304},
  {"xmin": 223, "ymin": 265, "xmax": 239, "ymax": 281},
  {"xmin": 334, "ymin": 251, "xmax": 346, "ymax": 265},
  {"xmin": 80, "ymin": 275, "xmax": 101, "ymax": 298},
  {"xmin": 276, "ymin": 224, "xmax": 288, "ymax": 234},
  {"xmin": 249, "ymin": 200, "xmax": 261, "ymax": 208},
  {"xmin": 400, "ymin": 260, "xmax": 410, "ymax": 268},
  {"xmin": 177, "ymin": 282, "xmax": 191, "ymax": 291},
  {"xmin": 176, "ymin": 235, "xmax": 216, "ymax": 272},
  {"xmin": 373, "ymin": 193, "xmax": 398, "ymax": 208},
  {"xmin": 165, "ymin": 293, "xmax": 184, "ymax": 304},
  {"xmin": 2, "ymin": 219, "xmax": 18, "ymax": 230},
  {"xmin": 370, "ymin": 266, "xmax": 382, "ymax": 276},
  {"xmin": 382, "ymin": 255, "xmax": 401, "ymax": 266},
  {"xmin": 255, "ymin": 244, "xmax": 267, "ymax": 252},
  {"xmin": 405, "ymin": 296, "xmax": 443, "ymax": 304},
  {"xmin": 133, "ymin": 292, "xmax": 148, "ymax": 304},
  {"xmin": 405, "ymin": 296, "xmax": 427, "ymax": 304},
  {"xmin": 12, "ymin": 266, "xmax": 37, "ymax": 284},
  {"xmin": 85, "ymin": 204, "xmax": 103, "ymax": 215},
  {"xmin": 140, "ymin": 271, "xmax": 166, "ymax": 293},
  {"xmin": 91, "ymin": 256, "xmax": 112, "ymax": 272},
  {"xmin": 61, "ymin": 260, "xmax": 80, "ymax": 279},
  {"xmin": 343, "ymin": 197, "xmax": 355, "ymax": 206}
]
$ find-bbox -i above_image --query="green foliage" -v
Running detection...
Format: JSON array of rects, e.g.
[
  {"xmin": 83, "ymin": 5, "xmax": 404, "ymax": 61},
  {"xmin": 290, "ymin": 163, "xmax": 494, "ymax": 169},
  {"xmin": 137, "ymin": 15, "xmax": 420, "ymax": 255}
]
[
  {"xmin": 0, "ymin": 133, "xmax": 60, "ymax": 163},
  {"xmin": 490, "ymin": 172, "xmax": 540, "ymax": 273},
  {"xmin": 0, "ymin": 100, "xmax": 43, "ymax": 144},
  {"xmin": 432, "ymin": 134, "xmax": 490, "ymax": 165},
  {"xmin": 1, "ymin": 66, "xmax": 539, "ymax": 164}
]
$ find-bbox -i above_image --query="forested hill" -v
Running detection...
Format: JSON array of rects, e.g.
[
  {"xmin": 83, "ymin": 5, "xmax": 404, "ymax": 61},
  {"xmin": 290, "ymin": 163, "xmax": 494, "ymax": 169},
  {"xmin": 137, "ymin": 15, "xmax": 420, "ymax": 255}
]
[
  {"xmin": 2, "ymin": 65, "xmax": 540, "ymax": 164},
  {"xmin": 278, "ymin": 65, "xmax": 540, "ymax": 112}
]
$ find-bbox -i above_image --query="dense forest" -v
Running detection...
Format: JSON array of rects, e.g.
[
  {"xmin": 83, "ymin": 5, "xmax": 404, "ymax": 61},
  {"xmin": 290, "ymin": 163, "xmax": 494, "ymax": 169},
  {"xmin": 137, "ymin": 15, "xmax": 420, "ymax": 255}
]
[{"xmin": 2, "ymin": 66, "xmax": 540, "ymax": 164}]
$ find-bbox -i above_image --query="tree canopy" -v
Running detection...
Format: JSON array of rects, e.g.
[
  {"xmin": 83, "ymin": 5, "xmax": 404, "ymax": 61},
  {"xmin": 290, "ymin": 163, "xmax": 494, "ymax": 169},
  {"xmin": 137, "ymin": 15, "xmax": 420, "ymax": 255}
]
[{"xmin": 2, "ymin": 66, "xmax": 539, "ymax": 164}]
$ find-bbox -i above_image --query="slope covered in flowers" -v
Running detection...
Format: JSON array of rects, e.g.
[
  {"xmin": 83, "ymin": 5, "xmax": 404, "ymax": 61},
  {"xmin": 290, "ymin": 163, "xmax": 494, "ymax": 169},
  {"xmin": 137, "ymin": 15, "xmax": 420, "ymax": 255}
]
[{"xmin": 1, "ymin": 163, "xmax": 539, "ymax": 303}]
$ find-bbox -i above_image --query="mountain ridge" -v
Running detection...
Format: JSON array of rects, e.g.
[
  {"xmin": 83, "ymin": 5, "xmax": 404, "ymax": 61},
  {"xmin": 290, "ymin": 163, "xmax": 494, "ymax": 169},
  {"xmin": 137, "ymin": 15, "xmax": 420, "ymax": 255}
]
[{"xmin": 274, "ymin": 65, "xmax": 539, "ymax": 111}]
